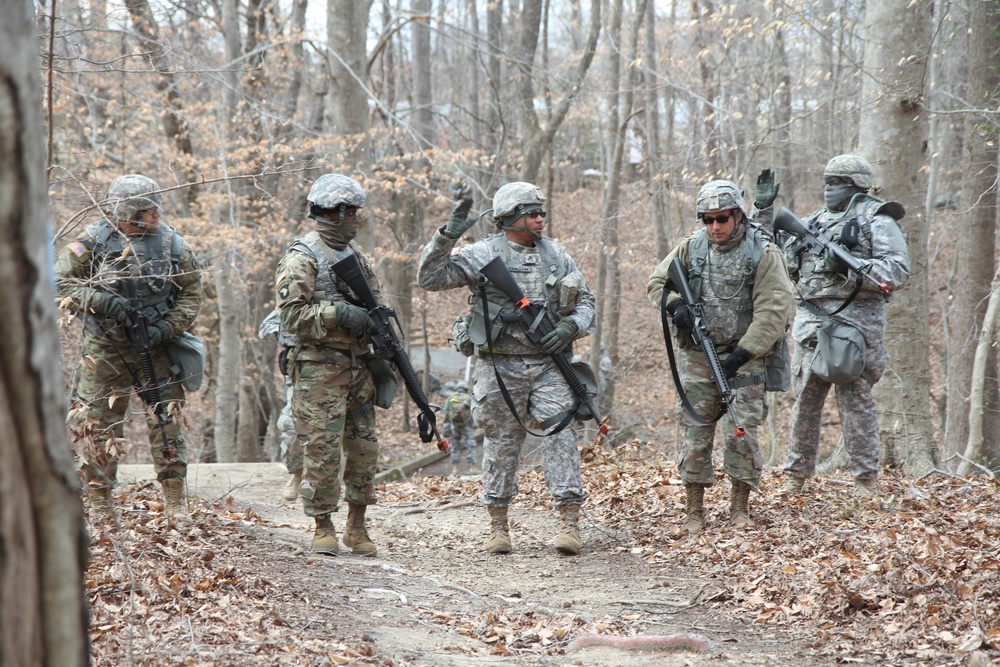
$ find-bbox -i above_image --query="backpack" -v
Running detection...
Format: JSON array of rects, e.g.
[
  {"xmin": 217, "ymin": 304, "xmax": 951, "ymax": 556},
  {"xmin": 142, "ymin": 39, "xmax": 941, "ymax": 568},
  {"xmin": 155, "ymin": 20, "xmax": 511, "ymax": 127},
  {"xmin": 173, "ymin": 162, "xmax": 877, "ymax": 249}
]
[{"xmin": 443, "ymin": 391, "xmax": 471, "ymax": 427}]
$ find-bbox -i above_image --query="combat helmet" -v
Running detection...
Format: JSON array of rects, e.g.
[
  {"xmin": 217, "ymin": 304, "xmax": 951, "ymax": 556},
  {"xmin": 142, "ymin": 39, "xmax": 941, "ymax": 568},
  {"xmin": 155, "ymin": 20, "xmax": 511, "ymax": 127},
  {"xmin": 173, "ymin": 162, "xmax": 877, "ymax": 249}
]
[
  {"xmin": 307, "ymin": 174, "xmax": 366, "ymax": 210},
  {"xmin": 492, "ymin": 181, "xmax": 545, "ymax": 228},
  {"xmin": 696, "ymin": 180, "xmax": 748, "ymax": 216},
  {"xmin": 824, "ymin": 155, "xmax": 874, "ymax": 191},
  {"xmin": 104, "ymin": 174, "xmax": 163, "ymax": 220}
]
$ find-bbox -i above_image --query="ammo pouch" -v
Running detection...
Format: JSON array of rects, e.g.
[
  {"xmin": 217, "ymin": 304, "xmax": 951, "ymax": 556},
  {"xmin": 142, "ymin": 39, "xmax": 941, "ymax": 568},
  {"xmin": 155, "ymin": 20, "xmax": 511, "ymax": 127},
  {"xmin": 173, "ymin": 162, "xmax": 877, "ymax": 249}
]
[
  {"xmin": 451, "ymin": 314, "xmax": 475, "ymax": 357},
  {"xmin": 166, "ymin": 331, "xmax": 206, "ymax": 391},
  {"xmin": 763, "ymin": 335, "xmax": 791, "ymax": 392},
  {"xmin": 366, "ymin": 357, "xmax": 399, "ymax": 409},
  {"xmin": 809, "ymin": 317, "xmax": 869, "ymax": 385}
]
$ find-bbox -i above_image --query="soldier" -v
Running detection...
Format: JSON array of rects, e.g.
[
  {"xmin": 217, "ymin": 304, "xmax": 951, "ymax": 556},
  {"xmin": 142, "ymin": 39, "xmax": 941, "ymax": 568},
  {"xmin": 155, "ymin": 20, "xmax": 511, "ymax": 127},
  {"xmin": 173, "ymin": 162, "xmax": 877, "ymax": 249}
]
[
  {"xmin": 647, "ymin": 179, "xmax": 793, "ymax": 534},
  {"xmin": 417, "ymin": 181, "xmax": 596, "ymax": 556},
  {"xmin": 778, "ymin": 155, "xmax": 910, "ymax": 497},
  {"xmin": 442, "ymin": 380, "xmax": 477, "ymax": 476},
  {"xmin": 258, "ymin": 309, "xmax": 302, "ymax": 502},
  {"xmin": 56, "ymin": 174, "xmax": 203, "ymax": 523},
  {"xmin": 275, "ymin": 173, "xmax": 390, "ymax": 557}
]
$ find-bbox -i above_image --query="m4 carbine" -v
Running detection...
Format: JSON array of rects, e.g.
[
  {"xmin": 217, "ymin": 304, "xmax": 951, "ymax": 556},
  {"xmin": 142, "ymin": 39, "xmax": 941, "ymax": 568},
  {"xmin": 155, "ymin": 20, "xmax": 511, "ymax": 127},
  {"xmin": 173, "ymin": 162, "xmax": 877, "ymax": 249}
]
[
  {"xmin": 774, "ymin": 206, "xmax": 889, "ymax": 296},
  {"xmin": 331, "ymin": 253, "xmax": 448, "ymax": 452},
  {"xmin": 666, "ymin": 258, "xmax": 745, "ymax": 438},
  {"xmin": 479, "ymin": 256, "xmax": 608, "ymax": 435}
]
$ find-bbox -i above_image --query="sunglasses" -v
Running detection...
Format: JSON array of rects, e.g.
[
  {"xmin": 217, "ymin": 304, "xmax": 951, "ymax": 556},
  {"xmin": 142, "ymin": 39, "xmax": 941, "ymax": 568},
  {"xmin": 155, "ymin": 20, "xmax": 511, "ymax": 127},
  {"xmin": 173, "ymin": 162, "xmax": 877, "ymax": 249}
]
[
  {"xmin": 701, "ymin": 212, "xmax": 732, "ymax": 226},
  {"xmin": 525, "ymin": 210, "xmax": 547, "ymax": 219}
]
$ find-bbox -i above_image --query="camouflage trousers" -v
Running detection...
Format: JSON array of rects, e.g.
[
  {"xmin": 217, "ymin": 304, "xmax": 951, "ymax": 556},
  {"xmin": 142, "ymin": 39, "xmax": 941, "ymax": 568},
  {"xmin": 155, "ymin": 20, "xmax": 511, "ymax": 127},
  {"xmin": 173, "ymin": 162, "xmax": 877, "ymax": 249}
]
[
  {"xmin": 676, "ymin": 348, "xmax": 767, "ymax": 488},
  {"xmin": 443, "ymin": 423, "xmax": 477, "ymax": 465},
  {"xmin": 783, "ymin": 342, "xmax": 880, "ymax": 480},
  {"xmin": 291, "ymin": 357, "xmax": 378, "ymax": 517},
  {"xmin": 277, "ymin": 379, "xmax": 302, "ymax": 475},
  {"xmin": 472, "ymin": 355, "xmax": 588, "ymax": 507},
  {"xmin": 71, "ymin": 336, "xmax": 187, "ymax": 488}
]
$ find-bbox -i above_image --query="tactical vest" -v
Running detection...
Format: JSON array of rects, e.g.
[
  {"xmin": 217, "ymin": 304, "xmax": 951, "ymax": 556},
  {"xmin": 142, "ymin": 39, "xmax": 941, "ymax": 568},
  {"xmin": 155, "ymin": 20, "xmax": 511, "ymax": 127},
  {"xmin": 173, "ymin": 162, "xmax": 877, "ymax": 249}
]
[
  {"xmin": 468, "ymin": 234, "xmax": 570, "ymax": 355},
  {"xmin": 287, "ymin": 232, "xmax": 370, "ymax": 351},
  {"xmin": 444, "ymin": 391, "xmax": 471, "ymax": 427},
  {"xmin": 793, "ymin": 195, "xmax": 902, "ymax": 301},
  {"xmin": 686, "ymin": 223, "xmax": 770, "ymax": 348},
  {"xmin": 82, "ymin": 220, "xmax": 181, "ymax": 342}
]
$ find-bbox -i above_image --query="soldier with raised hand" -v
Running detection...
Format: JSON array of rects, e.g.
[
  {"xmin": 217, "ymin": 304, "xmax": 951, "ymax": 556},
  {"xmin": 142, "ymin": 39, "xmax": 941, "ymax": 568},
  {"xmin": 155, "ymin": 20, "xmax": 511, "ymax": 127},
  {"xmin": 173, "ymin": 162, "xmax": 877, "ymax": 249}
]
[
  {"xmin": 647, "ymin": 179, "xmax": 793, "ymax": 535},
  {"xmin": 56, "ymin": 174, "xmax": 203, "ymax": 524},
  {"xmin": 275, "ymin": 173, "xmax": 392, "ymax": 557},
  {"xmin": 778, "ymin": 155, "xmax": 910, "ymax": 497},
  {"xmin": 417, "ymin": 181, "xmax": 596, "ymax": 556}
]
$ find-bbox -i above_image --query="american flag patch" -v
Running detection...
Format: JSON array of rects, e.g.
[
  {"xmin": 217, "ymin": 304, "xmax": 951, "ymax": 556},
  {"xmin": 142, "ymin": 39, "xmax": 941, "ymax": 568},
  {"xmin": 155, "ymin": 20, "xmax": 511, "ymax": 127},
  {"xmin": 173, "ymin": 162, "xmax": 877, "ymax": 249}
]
[{"xmin": 68, "ymin": 241, "xmax": 87, "ymax": 257}]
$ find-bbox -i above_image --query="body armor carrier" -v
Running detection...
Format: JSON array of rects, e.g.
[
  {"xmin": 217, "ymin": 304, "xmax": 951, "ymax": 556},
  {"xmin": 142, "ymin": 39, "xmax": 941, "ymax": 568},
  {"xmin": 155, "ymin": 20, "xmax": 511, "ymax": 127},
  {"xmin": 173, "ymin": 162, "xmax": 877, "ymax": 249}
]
[
  {"xmin": 83, "ymin": 220, "xmax": 180, "ymax": 344},
  {"xmin": 468, "ymin": 234, "xmax": 569, "ymax": 355}
]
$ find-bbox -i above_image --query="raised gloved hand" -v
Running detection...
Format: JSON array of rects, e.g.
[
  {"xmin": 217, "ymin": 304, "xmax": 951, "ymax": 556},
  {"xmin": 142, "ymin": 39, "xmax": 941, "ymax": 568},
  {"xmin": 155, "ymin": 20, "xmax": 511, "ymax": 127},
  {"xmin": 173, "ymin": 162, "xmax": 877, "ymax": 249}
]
[
  {"xmin": 721, "ymin": 346, "xmax": 751, "ymax": 379},
  {"xmin": 443, "ymin": 186, "xmax": 476, "ymax": 239},
  {"xmin": 755, "ymin": 168, "xmax": 780, "ymax": 210},
  {"xmin": 325, "ymin": 302, "xmax": 372, "ymax": 337},
  {"xmin": 91, "ymin": 292, "xmax": 129, "ymax": 324},
  {"xmin": 540, "ymin": 316, "xmax": 578, "ymax": 354},
  {"xmin": 666, "ymin": 299, "xmax": 693, "ymax": 331},
  {"xmin": 146, "ymin": 320, "xmax": 173, "ymax": 347}
]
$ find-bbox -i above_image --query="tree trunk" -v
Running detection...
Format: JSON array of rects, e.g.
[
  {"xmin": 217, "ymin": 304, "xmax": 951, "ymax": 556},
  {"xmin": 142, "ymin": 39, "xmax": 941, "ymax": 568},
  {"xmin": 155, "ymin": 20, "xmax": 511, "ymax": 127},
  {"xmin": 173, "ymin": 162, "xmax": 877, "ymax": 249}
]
[
  {"xmin": 859, "ymin": 0, "xmax": 936, "ymax": 475},
  {"xmin": 643, "ymin": 0, "xmax": 669, "ymax": 260},
  {"xmin": 0, "ymin": 1, "xmax": 90, "ymax": 661},
  {"xmin": 412, "ymin": 0, "xmax": 434, "ymax": 151}
]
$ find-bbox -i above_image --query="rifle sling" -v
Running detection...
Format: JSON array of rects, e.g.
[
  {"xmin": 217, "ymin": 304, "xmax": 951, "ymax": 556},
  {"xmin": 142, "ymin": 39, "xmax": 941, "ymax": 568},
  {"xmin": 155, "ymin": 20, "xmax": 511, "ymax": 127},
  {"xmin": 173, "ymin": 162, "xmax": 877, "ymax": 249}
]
[{"xmin": 659, "ymin": 289, "xmax": 725, "ymax": 426}]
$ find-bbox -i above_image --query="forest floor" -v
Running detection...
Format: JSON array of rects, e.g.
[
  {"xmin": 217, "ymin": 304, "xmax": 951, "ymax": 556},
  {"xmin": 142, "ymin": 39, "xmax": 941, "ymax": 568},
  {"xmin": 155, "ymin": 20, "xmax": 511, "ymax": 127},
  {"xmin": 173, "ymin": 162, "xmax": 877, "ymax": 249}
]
[{"xmin": 87, "ymin": 450, "xmax": 1000, "ymax": 667}]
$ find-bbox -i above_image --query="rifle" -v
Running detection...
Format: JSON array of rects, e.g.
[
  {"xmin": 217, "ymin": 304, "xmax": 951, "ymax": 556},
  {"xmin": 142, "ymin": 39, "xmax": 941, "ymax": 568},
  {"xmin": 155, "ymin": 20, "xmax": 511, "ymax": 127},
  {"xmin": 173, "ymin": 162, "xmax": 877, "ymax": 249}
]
[
  {"xmin": 331, "ymin": 254, "xmax": 448, "ymax": 452},
  {"xmin": 119, "ymin": 279, "xmax": 175, "ymax": 460},
  {"xmin": 479, "ymin": 256, "xmax": 609, "ymax": 435},
  {"xmin": 774, "ymin": 206, "xmax": 889, "ymax": 296},
  {"xmin": 665, "ymin": 258, "xmax": 745, "ymax": 438}
]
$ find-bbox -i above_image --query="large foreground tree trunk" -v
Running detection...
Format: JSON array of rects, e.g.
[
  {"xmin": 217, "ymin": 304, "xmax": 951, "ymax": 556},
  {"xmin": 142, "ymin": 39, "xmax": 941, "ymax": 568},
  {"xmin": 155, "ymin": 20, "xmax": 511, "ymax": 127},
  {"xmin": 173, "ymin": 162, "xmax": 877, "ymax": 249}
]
[{"xmin": 0, "ymin": 2, "xmax": 90, "ymax": 663}]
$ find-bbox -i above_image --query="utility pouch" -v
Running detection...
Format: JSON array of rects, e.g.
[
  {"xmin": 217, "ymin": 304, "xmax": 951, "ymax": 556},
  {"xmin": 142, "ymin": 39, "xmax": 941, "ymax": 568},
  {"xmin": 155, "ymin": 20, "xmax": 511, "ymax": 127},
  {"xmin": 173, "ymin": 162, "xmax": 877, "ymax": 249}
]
[
  {"xmin": 451, "ymin": 314, "xmax": 475, "ymax": 357},
  {"xmin": 810, "ymin": 318, "xmax": 869, "ymax": 385},
  {"xmin": 165, "ymin": 331, "xmax": 206, "ymax": 391},
  {"xmin": 763, "ymin": 335, "xmax": 791, "ymax": 392}
]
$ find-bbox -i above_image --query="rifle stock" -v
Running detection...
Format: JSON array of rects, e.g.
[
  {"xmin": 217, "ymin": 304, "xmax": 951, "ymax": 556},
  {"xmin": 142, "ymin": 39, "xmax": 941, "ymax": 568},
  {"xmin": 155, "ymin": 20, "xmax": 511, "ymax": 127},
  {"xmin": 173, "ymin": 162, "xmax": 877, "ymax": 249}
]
[
  {"xmin": 773, "ymin": 206, "xmax": 889, "ymax": 295},
  {"xmin": 666, "ymin": 258, "xmax": 745, "ymax": 438},
  {"xmin": 479, "ymin": 257, "xmax": 608, "ymax": 435},
  {"xmin": 331, "ymin": 254, "xmax": 448, "ymax": 452}
]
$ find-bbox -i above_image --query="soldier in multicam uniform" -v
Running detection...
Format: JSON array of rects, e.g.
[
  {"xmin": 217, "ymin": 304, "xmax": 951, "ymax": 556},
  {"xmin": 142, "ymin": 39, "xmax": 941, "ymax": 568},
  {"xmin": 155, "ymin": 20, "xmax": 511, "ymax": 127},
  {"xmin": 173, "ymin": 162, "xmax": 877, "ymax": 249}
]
[
  {"xmin": 647, "ymin": 179, "xmax": 793, "ymax": 534},
  {"xmin": 258, "ymin": 309, "xmax": 302, "ymax": 502},
  {"xmin": 778, "ymin": 155, "xmax": 910, "ymax": 497},
  {"xmin": 442, "ymin": 380, "xmax": 477, "ymax": 476},
  {"xmin": 275, "ymin": 173, "xmax": 389, "ymax": 557},
  {"xmin": 417, "ymin": 182, "xmax": 596, "ymax": 556},
  {"xmin": 55, "ymin": 174, "xmax": 203, "ymax": 523}
]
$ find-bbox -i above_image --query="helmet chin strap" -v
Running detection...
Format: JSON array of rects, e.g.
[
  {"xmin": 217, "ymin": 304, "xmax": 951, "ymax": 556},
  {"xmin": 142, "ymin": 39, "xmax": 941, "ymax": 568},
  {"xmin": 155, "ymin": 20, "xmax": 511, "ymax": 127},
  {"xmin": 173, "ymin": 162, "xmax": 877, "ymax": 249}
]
[{"xmin": 502, "ymin": 205, "xmax": 543, "ymax": 239}]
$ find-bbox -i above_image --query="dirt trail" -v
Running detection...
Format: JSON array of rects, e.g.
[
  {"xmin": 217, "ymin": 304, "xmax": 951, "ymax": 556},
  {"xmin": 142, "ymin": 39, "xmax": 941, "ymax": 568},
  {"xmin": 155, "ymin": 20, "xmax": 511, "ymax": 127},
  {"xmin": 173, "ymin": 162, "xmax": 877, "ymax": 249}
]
[{"xmin": 118, "ymin": 462, "xmax": 832, "ymax": 667}]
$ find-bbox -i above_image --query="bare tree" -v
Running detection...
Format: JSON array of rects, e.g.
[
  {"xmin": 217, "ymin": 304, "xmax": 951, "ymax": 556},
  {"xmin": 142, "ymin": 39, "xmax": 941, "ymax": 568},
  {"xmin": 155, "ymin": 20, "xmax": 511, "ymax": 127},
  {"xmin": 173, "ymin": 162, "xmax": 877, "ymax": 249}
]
[{"xmin": 0, "ymin": 0, "xmax": 89, "ymax": 661}]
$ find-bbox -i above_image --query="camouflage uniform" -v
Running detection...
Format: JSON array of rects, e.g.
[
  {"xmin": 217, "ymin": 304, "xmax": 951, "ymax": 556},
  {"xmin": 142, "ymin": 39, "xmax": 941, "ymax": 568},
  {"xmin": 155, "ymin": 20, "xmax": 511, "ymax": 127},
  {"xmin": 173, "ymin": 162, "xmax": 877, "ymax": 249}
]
[
  {"xmin": 55, "ymin": 175, "xmax": 203, "ymax": 494},
  {"xmin": 780, "ymin": 156, "xmax": 910, "ymax": 487},
  {"xmin": 258, "ymin": 310, "xmax": 301, "ymax": 476},
  {"xmin": 442, "ymin": 386, "xmax": 477, "ymax": 469},
  {"xmin": 647, "ymin": 182, "xmax": 794, "ymax": 490},
  {"xmin": 275, "ymin": 176, "xmax": 383, "ymax": 521}
]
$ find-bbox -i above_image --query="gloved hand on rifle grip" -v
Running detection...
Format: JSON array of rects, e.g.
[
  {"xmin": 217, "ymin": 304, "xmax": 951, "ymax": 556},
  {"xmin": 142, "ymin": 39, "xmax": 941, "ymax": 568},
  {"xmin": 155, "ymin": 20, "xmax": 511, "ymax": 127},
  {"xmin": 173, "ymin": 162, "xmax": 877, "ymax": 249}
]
[
  {"xmin": 666, "ymin": 299, "xmax": 693, "ymax": 331},
  {"xmin": 146, "ymin": 320, "xmax": 173, "ymax": 347},
  {"xmin": 90, "ymin": 292, "xmax": 130, "ymax": 325},
  {"xmin": 540, "ymin": 316, "xmax": 578, "ymax": 354},
  {"xmin": 754, "ymin": 168, "xmax": 780, "ymax": 210},
  {"xmin": 721, "ymin": 346, "xmax": 751, "ymax": 379},
  {"xmin": 443, "ymin": 189, "xmax": 476, "ymax": 239},
  {"xmin": 822, "ymin": 246, "xmax": 848, "ymax": 274},
  {"xmin": 325, "ymin": 302, "xmax": 372, "ymax": 337}
]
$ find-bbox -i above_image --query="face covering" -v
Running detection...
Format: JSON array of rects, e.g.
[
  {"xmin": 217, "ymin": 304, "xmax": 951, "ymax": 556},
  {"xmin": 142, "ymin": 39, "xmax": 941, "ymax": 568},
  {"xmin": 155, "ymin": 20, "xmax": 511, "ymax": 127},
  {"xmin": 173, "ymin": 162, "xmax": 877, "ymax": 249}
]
[
  {"xmin": 313, "ymin": 208, "xmax": 359, "ymax": 249},
  {"xmin": 824, "ymin": 184, "xmax": 859, "ymax": 212}
]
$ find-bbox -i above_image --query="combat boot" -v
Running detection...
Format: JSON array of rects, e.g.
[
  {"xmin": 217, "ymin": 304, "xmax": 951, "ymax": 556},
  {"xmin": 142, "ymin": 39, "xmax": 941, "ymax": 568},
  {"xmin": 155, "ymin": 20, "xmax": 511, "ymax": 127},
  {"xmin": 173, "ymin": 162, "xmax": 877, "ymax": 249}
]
[
  {"xmin": 684, "ymin": 483, "xmax": 706, "ymax": 535},
  {"xmin": 853, "ymin": 477, "xmax": 879, "ymax": 497},
  {"xmin": 86, "ymin": 485, "xmax": 117, "ymax": 523},
  {"xmin": 160, "ymin": 478, "xmax": 192, "ymax": 524},
  {"xmin": 729, "ymin": 479, "xmax": 754, "ymax": 528},
  {"xmin": 555, "ymin": 504, "xmax": 582, "ymax": 555},
  {"xmin": 342, "ymin": 502, "xmax": 378, "ymax": 557},
  {"xmin": 779, "ymin": 475, "xmax": 806, "ymax": 495},
  {"xmin": 485, "ymin": 505, "xmax": 512, "ymax": 554},
  {"xmin": 282, "ymin": 473, "xmax": 301, "ymax": 502},
  {"xmin": 312, "ymin": 515, "xmax": 339, "ymax": 554}
]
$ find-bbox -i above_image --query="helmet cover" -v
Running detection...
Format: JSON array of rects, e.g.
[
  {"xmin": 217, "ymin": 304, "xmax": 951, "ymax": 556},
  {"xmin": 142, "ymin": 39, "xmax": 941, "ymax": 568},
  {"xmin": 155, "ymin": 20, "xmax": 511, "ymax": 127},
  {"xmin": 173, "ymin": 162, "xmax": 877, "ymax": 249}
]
[
  {"xmin": 824, "ymin": 155, "xmax": 874, "ymax": 190},
  {"xmin": 696, "ymin": 179, "xmax": 748, "ymax": 216},
  {"xmin": 105, "ymin": 174, "xmax": 163, "ymax": 219},
  {"xmin": 307, "ymin": 174, "xmax": 366, "ymax": 209}
]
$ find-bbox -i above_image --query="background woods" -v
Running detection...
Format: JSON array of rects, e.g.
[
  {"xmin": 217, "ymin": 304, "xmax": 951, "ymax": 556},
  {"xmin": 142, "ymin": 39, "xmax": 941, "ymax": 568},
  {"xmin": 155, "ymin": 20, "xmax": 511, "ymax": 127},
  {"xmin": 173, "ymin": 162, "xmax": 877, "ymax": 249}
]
[{"xmin": 41, "ymin": 0, "xmax": 1000, "ymax": 473}]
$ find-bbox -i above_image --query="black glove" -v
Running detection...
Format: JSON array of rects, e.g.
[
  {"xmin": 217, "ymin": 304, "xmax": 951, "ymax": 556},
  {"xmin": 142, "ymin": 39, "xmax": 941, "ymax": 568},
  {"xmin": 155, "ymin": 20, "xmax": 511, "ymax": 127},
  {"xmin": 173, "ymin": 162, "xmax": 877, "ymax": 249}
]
[
  {"xmin": 443, "ymin": 187, "xmax": 475, "ymax": 239},
  {"xmin": 754, "ymin": 168, "xmax": 780, "ymax": 210},
  {"xmin": 721, "ymin": 346, "xmax": 751, "ymax": 379},
  {"xmin": 146, "ymin": 320, "xmax": 173, "ymax": 347},
  {"xmin": 666, "ymin": 299, "xmax": 693, "ymax": 331},
  {"xmin": 91, "ymin": 292, "xmax": 129, "ymax": 324},
  {"xmin": 325, "ymin": 302, "xmax": 372, "ymax": 337},
  {"xmin": 540, "ymin": 317, "xmax": 578, "ymax": 354}
]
